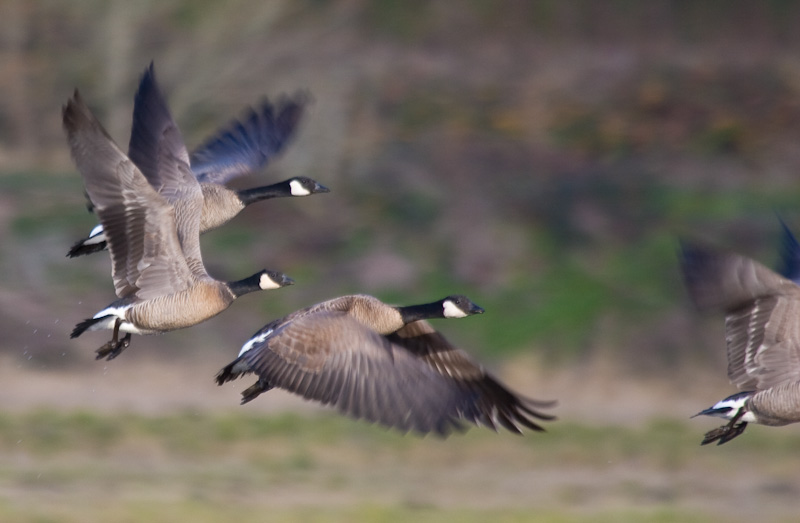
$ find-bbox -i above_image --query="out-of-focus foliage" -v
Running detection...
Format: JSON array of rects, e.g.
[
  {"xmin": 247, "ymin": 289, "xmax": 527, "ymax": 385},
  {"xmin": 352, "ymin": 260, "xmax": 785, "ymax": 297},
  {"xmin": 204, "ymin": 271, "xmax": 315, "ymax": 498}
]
[{"xmin": 4, "ymin": 0, "xmax": 800, "ymax": 370}]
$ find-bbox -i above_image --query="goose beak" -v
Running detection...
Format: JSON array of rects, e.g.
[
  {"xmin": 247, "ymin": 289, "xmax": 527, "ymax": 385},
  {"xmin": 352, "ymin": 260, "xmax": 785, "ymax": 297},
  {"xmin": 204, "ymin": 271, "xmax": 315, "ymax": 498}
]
[
  {"xmin": 470, "ymin": 303, "xmax": 485, "ymax": 315},
  {"xmin": 280, "ymin": 275, "xmax": 296, "ymax": 286},
  {"xmin": 313, "ymin": 182, "xmax": 330, "ymax": 194}
]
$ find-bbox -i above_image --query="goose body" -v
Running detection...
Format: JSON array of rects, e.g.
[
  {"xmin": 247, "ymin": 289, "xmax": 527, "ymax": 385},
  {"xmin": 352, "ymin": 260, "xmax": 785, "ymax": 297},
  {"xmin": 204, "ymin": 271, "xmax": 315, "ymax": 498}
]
[
  {"xmin": 216, "ymin": 294, "xmax": 556, "ymax": 436},
  {"xmin": 67, "ymin": 65, "xmax": 327, "ymax": 258},
  {"xmin": 64, "ymin": 69, "xmax": 293, "ymax": 360},
  {"xmin": 73, "ymin": 270, "xmax": 292, "ymax": 338},
  {"xmin": 681, "ymin": 240, "xmax": 800, "ymax": 444}
]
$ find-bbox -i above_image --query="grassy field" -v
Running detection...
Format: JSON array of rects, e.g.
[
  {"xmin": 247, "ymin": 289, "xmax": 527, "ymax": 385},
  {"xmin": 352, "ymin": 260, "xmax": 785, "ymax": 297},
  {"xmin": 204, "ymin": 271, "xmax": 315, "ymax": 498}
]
[{"xmin": 3, "ymin": 406, "xmax": 800, "ymax": 523}]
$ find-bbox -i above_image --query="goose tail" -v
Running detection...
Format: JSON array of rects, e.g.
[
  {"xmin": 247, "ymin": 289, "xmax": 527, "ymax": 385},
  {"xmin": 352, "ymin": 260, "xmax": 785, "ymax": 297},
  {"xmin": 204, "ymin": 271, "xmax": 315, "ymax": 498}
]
[
  {"xmin": 67, "ymin": 238, "xmax": 108, "ymax": 257},
  {"xmin": 71, "ymin": 317, "xmax": 106, "ymax": 338}
]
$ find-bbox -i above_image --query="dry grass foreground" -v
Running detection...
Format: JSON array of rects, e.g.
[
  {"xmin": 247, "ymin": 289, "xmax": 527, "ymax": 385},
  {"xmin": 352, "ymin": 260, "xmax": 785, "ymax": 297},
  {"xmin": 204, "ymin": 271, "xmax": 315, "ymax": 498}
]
[{"xmin": 3, "ymin": 353, "xmax": 800, "ymax": 522}]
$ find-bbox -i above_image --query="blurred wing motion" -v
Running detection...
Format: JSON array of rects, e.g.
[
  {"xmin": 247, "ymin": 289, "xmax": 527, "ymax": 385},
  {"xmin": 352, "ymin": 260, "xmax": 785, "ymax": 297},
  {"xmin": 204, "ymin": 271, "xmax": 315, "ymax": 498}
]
[
  {"xmin": 218, "ymin": 302, "xmax": 556, "ymax": 436},
  {"xmin": 387, "ymin": 320, "xmax": 557, "ymax": 433},
  {"xmin": 680, "ymin": 241, "xmax": 800, "ymax": 392},
  {"xmin": 190, "ymin": 93, "xmax": 310, "ymax": 184},
  {"xmin": 239, "ymin": 312, "xmax": 471, "ymax": 435}
]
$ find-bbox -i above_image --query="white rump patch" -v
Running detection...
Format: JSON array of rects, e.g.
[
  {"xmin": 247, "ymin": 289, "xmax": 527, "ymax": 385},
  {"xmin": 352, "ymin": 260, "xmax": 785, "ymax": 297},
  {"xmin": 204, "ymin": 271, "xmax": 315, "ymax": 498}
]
[
  {"xmin": 239, "ymin": 329, "xmax": 273, "ymax": 356},
  {"xmin": 93, "ymin": 304, "xmax": 131, "ymax": 320},
  {"xmin": 90, "ymin": 304, "xmax": 142, "ymax": 334},
  {"xmin": 289, "ymin": 179, "xmax": 311, "ymax": 196},
  {"xmin": 443, "ymin": 300, "xmax": 468, "ymax": 318},
  {"xmin": 259, "ymin": 273, "xmax": 282, "ymax": 290},
  {"xmin": 707, "ymin": 396, "xmax": 756, "ymax": 422},
  {"xmin": 84, "ymin": 224, "xmax": 107, "ymax": 245},
  {"xmin": 739, "ymin": 411, "xmax": 757, "ymax": 423}
]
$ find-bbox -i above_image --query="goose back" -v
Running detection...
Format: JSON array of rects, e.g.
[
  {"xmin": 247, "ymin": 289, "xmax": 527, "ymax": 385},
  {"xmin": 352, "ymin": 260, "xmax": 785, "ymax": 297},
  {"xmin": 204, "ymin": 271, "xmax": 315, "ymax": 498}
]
[{"xmin": 243, "ymin": 295, "xmax": 405, "ymax": 341}]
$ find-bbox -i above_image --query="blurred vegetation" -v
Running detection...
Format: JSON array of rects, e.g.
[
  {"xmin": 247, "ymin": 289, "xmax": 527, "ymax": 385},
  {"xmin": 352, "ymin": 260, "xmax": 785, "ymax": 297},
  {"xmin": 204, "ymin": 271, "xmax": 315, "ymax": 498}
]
[
  {"xmin": 2, "ymin": 410, "xmax": 800, "ymax": 522},
  {"xmin": 4, "ymin": 0, "xmax": 800, "ymax": 373}
]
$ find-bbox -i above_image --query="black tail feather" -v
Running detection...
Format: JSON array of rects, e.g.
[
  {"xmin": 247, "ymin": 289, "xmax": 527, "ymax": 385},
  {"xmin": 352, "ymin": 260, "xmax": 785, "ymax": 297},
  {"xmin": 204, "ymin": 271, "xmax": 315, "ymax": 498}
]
[
  {"xmin": 215, "ymin": 362, "xmax": 241, "ymax": 386},
  {"xmin": 67, "ymin": 239, "xmax": 107, "ymax": 258},
  {"xmin": 71, "ymin": 317, "xmax": 104, "ymax": 338}
]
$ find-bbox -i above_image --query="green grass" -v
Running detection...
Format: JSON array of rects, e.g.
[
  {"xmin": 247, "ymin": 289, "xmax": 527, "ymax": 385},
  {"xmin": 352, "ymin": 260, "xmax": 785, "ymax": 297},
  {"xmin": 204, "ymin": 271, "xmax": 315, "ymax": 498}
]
[{"xmin": 2, "ymin": 410, "xmax": 800, "ymax": 522}]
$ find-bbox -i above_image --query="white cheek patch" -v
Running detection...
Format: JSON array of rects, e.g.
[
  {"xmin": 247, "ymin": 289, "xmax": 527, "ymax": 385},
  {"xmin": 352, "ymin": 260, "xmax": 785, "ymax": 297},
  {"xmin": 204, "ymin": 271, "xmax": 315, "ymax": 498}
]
[
  {"xmin": 289, "ymin": 179, "xmax": 311, "ymax": 196},
  {"xmin": 259, "ymin": 274, "xmax": 281, "ymax": 290},
  {"xmin": 239, "ymin": 328, "xmax": 273, "ymax": 356},
  {"xmin": 443, "ymin": 300, "xmax": 468, "ymax": 318}
]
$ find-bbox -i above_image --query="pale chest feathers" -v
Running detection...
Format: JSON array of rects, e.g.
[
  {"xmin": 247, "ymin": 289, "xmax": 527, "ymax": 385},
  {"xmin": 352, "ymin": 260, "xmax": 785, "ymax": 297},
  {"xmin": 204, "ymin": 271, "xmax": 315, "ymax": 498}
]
[
  {"xmin": 126, "ymin": 284, "xmax": 233, "ymax": 331},
  {"xmin": 200, "ymin": 184, "xmax": 245, "ymax": 232},
  {"xmin": 750, "ymin": 381, "xmax": 800, "ymax": 426},
  {"xmin": 346, "ymin": 297, "xmax": 404, "ymax": 334}
]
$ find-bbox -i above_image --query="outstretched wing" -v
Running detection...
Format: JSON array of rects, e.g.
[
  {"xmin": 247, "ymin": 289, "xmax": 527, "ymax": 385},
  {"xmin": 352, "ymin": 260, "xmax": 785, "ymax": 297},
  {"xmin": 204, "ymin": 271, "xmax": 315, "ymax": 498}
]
[
  {"xmin": 388, "ymin": 320, "xmax": 556, "ymax": 433},
  {"xmin": 226, "ymin": 311, "xmax": 471, "ymax": 436},
  {"xmin": 222, "ymin": 307, "xmax": 555, "ymax": 436},
  {"xmin": 680, "ymin": 241, "xmax": 800, "ymax": 391},
  {"xmin": 190, "ymin": 93, "xmax": 309, "ymax": 185},
  {"xmin": 126, "ymin": 63, "xmax": 205, "ymax": 275},
  {"xmin": 63, "ymin": 91, "xmax": 195, "ymax": 300}
]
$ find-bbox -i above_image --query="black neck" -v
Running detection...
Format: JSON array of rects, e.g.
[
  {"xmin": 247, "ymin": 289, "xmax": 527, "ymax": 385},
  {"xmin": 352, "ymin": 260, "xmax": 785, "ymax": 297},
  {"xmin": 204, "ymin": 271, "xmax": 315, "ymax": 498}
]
[
  {"xmin": 396, "ymin": 300, "xmax": 444, "ymax": 324},
  {"xmin": 237, "ymin": 181, "xmax": 290, "ymax": 206},
  {"xmin": 227, "ymin": 273, "xmax": 263, "ymax": 298}
]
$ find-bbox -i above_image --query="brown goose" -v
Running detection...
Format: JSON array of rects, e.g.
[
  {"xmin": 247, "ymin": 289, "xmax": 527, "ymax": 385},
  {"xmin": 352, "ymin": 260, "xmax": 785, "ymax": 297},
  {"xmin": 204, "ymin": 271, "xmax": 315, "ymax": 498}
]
[
  {"xmin": 681, "ymin": 240, "xmax": 800, "ymax": 445},
  {"xmin": 216, "ymin": 294, "xmax": 556, "ymax": 436},
  {"xmin": 67, "ymin": 63, "xmax": 328, "ymax": 257},
  {"xmin": 64, "ymin": 86, "xmax": 293, "ymax": 361}
]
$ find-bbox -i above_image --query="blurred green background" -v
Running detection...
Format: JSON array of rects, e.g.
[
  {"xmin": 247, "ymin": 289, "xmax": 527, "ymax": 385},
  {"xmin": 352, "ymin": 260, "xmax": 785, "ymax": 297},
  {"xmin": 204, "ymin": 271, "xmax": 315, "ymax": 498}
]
[{"xmin": 4, "ymin": 1, "xmax": 800, "ymax": 521}]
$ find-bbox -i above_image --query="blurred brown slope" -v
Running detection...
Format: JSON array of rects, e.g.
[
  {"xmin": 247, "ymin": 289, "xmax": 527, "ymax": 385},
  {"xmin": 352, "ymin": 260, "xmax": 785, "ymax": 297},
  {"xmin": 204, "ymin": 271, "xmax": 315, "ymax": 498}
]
[{"xmin": 4, "ymin": 0, "xmax": 800, "ymax": 386}]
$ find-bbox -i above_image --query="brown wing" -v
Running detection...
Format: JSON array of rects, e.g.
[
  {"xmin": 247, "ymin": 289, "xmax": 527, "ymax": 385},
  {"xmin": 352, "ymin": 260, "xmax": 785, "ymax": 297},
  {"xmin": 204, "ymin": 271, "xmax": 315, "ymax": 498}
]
[
  {"xmin": 63, "ymin": 91, "xmax": 196, "ymax": 299},
  {"xmin": 681, "ymin": 241, "xmax": 800, "ymax": 391},
  {"xmin": 388, "ymin": 320, "xmax": 556, "ymax": 433},
  {"xmin": 232, "ymin": 311, "xmax": 473, "ymax": 436},
  {"xmin": 680, "ymin": 241, "xmax": 799, "ymax": 311},
  {"xmin": 126, "ymin": 63, "xmax": 205, "ymax": 275}
]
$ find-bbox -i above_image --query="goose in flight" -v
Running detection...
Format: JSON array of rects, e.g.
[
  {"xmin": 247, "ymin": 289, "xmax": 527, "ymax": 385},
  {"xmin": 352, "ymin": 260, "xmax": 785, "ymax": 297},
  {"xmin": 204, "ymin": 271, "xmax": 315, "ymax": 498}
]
[
  {"xmin": 64, "ymin": 78, "xmax": 293, "ymax": 360},
  {"xmin": 67, "ymin": 63, "xmax": 328, "ymax": 258},
  {"xmin": 217, "ymin": 294, "xmax": 556, "ymax": 436},
  {"xmin": 681, "ymin": 239, "xmax": 800, "ymax": 444}
]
